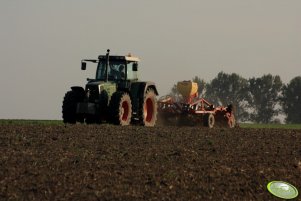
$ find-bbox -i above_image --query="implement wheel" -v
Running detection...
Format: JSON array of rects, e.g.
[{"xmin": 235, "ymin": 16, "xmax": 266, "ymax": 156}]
[
  {"xmin": 203, "ymin": 113, "xmax": 215, "ymax": 128},
  {"xmin": 109, "ymin": 92, "xmax": 132, "ymax": 126}
]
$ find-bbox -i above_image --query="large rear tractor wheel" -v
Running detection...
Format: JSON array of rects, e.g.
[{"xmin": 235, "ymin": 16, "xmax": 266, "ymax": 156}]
[
  {"xmin": 203, "ymin": 113, "xmax": 215, "ymax": 128},
  {"xmin": 109, "ymin": 92, "xmax": 132, "ymax": 126},
  {"xmin": 140, "ymin": 89, "xmax": 158, "ymax": 127},
  {"xmin": 62, "ymin": 90, "xmax": 84, "ymax": 124}
]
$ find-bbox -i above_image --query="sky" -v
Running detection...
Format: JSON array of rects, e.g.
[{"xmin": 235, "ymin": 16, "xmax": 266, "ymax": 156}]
[{"xmin": 0, "ymin": 0, "xmax": 300, "ymax": 120}]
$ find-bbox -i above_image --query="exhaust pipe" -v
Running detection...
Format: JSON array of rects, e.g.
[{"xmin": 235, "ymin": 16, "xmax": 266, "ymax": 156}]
[{"xmin": 105, "ymin": 49, "xmax": 110, "ymax": 82}]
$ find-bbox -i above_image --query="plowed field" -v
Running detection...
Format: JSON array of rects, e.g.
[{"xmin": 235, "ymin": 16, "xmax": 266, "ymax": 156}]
[{"xmin": 0, "ymin": 124, "xmax": 300, "ymax": 200}]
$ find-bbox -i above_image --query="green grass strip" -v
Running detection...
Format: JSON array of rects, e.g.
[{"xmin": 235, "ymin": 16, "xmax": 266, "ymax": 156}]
[
  {"xmin": 240, "ymin": 123, "xmax": 301, "ymax": 129},
  {"xmin": 0, "ymin": 119, "xmax": 63, "ymax": 125}
]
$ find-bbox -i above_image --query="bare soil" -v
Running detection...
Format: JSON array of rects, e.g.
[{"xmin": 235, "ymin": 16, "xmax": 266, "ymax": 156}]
[{"xmin": 0, "ymin": 124, "xmax": 301, "ymax": 201}]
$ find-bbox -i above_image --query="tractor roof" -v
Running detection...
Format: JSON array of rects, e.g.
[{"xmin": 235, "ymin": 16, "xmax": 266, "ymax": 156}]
[
  {"xmin": 125, "ymin": 55, "xmax": 140, "ymax": 62},
  {"xmin": 98, "ymin": 54, "xmax": 140, "ymax": 62}
]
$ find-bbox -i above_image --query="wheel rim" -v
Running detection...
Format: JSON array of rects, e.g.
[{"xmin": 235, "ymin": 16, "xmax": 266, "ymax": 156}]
[
  {"xmin": 121, "ymin": 101, "xmax": 129, "ymax": 121},
  {"xmin": 144, "ymin": 98, "xmax": 154, "ymax": 122}
]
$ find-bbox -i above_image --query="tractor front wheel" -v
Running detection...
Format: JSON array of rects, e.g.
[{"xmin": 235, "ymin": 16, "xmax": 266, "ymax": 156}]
[{"xmin": 109, "ymin": 92, "xmax": 132, "ymax": 126}]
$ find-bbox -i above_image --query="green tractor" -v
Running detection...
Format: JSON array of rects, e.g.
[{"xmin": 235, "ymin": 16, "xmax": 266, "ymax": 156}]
[{"xmin": 62, "ymin": 49, "xmax": 158, "ymax": 126}]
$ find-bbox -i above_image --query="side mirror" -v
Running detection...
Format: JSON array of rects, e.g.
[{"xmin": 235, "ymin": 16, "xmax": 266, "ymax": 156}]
[
  {"xmin": 133, "ymin": 63, "xmax": 138, "ymax": 71},
  {"xmin": 81, "ymin": 62, "xmax": 86, "ymax": 70}
]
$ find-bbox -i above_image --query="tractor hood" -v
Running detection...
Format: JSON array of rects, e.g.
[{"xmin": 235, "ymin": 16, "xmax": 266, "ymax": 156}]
[{"xmin": 85, "ymin": 81, "xmax": 117, "ymax": 102}]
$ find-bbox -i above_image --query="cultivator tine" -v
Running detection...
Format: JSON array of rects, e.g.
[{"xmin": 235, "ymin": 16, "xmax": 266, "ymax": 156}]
[{"xmin": 174, "ymin": 102, "xmax": 183, "ymax": 114}]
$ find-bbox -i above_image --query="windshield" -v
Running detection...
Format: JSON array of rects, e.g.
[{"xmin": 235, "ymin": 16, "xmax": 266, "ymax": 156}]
[
  {"xmin": 96, "ymin": 60, "xmax": 138, "ymax": 81},
  {"xmin": 96, "ymin": 60, "xmax": 126, "ymax": 80}
]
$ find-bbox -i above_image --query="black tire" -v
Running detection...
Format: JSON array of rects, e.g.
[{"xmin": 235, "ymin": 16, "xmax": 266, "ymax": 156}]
[
  {"xmin": 85, "ymin": 115, "xmax": 97, "ymax": 124},
  {"xmin": 62, "ymin": 90, "xmax": 84, "ymax": 124},
  {"xmin": 99, "ymin": 90, "xmax": 109, "ymax": 122},
  {"xmin": 86, "ymin": 90, "xmax": 109, "ymax": 124},
  {"xmin": 109, "ymin": 92, "xmax": 132, "ymax": 126},
  {"xmin": 139, "ymin": 89, "xmax": 158, "ymax": 127},
  {"xmin": 203, "ymin": 113, "xmax": 215, "ymax": 128}
]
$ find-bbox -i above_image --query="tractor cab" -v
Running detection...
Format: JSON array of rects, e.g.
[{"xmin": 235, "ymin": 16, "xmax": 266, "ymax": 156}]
[{"xmin": 81, "ymin": 49, "xmax": 140, "ymax": 82}]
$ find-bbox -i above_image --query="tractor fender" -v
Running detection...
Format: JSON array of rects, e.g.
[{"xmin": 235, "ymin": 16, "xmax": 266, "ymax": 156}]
[
  {"xmin": 144, "ymin": 81, "xmax": 159, "ymax": 96},
  {"xmin": 130, "ymin": 82, "xmax": 158, "ymax": 99},
  {"xmin": 71, "ymin": 86, "xmax": 85, "ymax": 96},
  {"xmin": 130, "ymin": 82, "xmax": 158, "ymax": 116}
]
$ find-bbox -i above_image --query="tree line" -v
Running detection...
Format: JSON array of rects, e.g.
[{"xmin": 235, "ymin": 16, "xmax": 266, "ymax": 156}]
[{"xmin": 169, "ymin": 72, "xmax": 301, "ymax": 123}]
